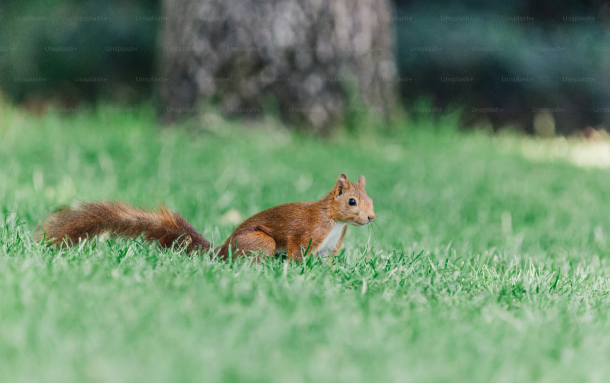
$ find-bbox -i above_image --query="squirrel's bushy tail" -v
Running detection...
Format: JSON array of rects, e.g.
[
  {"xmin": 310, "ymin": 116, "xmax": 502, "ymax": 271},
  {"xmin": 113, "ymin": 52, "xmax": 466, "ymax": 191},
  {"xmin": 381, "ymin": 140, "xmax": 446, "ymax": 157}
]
[{"xmin": 38, "ymin": 201, "xmax": 211, "ymax": 253}]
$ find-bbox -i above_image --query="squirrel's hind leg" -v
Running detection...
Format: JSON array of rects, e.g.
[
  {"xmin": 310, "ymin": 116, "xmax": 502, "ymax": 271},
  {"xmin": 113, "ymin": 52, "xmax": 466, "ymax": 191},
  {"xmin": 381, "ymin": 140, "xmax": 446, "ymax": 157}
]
[{"xmin": 223, "ymin": 231, "xmax": 276, "ymax": 262}]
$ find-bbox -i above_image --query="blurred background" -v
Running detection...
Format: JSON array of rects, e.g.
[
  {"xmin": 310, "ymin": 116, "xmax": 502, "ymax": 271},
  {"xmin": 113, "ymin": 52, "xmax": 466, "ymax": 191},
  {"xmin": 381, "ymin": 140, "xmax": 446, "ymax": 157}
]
[{"xmin": 1, "ymin": 0, "xmax": 610, "ymax": 136}]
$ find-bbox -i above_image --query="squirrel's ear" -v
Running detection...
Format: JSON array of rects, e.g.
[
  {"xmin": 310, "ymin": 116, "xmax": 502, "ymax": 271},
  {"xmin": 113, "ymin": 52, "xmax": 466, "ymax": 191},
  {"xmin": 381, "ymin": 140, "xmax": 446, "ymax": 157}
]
[
  {"xmin": 357, "ymin": 175, "xmax": 366, "ymax": 189},
  {"xmin": 336, "ymin": 174, "xmax": 348, "ymax": 196}
]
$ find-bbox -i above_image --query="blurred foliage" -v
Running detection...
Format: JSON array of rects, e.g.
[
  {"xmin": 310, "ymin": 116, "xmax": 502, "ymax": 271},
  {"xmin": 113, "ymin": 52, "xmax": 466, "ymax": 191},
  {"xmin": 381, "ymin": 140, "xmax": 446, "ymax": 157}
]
[
  {"xmin": 0, "ymin": 0, "xmax": 160, "ymax": 106},
  {"xmin": 2, "ymin": 0, "xmax": 610, "ymax": 134},
  {"xmin": 395, "ymin": 0, "xmax": 610, "ymax": 133}
]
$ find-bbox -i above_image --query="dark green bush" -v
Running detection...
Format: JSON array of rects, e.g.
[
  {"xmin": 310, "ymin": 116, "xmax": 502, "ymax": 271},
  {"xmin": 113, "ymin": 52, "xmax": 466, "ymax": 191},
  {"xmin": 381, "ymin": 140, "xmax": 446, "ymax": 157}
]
[{"xmin": 0, "ymin": 0, "xmax": 159, "ymax": 105}]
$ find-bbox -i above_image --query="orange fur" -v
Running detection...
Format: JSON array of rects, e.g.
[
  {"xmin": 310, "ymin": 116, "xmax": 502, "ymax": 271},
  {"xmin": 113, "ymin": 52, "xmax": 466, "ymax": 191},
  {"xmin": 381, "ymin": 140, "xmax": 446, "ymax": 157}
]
[
  {"xmin": 38, "ymin": 174, "xmax": 375, "ymax": 262},
  {"xmin": 38, "ymin": 202, "xmax": 210, "ymax": 253}
]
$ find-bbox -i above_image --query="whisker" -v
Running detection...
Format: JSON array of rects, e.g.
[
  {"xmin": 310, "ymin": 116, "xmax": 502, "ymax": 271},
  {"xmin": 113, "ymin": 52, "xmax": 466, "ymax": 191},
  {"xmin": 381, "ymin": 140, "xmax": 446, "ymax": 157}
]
[
  {"xmin": 373, "ymin": 220, "xmax": 383, "ymax": 234},
  {"xmin": 367, "ymin": 223, "xmax": 377, "ymax": 238}
]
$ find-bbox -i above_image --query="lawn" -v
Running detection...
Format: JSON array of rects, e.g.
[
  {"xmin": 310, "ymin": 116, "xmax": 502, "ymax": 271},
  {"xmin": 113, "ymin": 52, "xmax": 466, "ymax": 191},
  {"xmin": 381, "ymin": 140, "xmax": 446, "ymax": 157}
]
[{"xmin": 1, "ymin": 104, "xmax": 610, "ymax": 383}]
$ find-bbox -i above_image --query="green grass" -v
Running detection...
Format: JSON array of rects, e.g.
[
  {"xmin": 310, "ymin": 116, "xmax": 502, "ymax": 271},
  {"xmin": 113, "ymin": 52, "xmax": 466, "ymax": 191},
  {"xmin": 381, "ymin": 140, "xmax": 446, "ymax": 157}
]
[{"xmin": 2, "ymin": 104, "xmax": 610, "ymax": 383}]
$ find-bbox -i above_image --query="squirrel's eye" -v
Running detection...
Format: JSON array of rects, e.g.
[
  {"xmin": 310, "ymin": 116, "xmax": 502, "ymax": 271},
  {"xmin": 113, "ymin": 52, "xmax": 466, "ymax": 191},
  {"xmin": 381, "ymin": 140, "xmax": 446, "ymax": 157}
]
[{"xmin": 348, "ymin": 198, "xmax": 357, "ymax": 206}]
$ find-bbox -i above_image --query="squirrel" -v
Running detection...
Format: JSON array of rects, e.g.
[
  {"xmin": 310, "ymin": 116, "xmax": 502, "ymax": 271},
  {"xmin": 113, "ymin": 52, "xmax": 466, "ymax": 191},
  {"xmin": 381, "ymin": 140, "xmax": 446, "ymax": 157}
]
[{"xmin": 38, "ymin": 174, "xmax": 375, "ymax": 262}]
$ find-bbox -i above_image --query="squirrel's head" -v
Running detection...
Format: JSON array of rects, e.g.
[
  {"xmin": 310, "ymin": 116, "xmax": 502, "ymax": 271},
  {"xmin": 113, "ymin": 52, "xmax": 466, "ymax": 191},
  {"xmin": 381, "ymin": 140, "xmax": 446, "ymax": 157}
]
[{"xmin": 329, "ymin": 174, "xmax": 375, "ymax": 226}]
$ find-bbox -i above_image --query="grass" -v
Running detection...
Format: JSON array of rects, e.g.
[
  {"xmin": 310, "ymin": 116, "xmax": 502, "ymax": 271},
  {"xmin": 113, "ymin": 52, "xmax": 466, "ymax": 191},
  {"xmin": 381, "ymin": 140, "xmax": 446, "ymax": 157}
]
[{"xmin": 1, "ymin": 104, "xmax": 610, "ymax": 382}]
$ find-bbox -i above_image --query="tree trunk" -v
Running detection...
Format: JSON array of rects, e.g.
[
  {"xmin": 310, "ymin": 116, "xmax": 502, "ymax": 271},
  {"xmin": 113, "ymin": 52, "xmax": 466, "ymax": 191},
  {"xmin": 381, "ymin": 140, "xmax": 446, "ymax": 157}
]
[{"xmin": 158, "ymin": 0, "xmax": 398, "ymax": 134}]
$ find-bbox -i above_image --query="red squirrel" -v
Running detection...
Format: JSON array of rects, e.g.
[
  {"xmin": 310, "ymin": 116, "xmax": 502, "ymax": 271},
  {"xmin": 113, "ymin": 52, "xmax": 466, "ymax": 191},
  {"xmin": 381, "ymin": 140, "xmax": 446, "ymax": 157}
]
[{"xmin": 38, "ymin": 174, "xmax": 375, "ymax": 261}]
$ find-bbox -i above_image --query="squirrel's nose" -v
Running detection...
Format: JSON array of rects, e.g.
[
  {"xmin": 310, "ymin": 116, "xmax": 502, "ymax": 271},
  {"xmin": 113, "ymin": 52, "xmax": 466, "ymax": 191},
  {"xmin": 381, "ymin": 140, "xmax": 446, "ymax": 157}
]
[{"xmin": 368, "ymin": 215, "xmax": 375, "ymax": 222}]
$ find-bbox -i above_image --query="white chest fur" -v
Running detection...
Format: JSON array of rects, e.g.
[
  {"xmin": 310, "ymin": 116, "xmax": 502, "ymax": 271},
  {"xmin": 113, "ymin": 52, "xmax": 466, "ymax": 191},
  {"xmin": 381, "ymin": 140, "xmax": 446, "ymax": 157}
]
[{"xmin": 316, "ymin": 222, "xmax": 347, "ymax": 256}]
